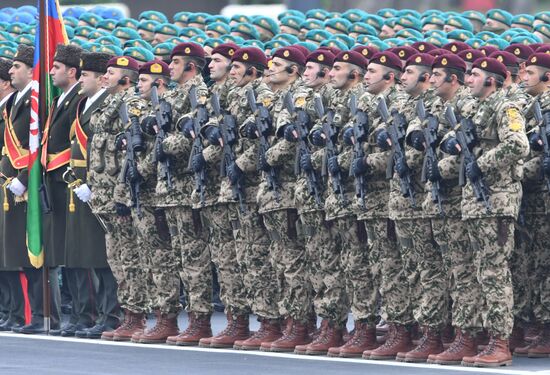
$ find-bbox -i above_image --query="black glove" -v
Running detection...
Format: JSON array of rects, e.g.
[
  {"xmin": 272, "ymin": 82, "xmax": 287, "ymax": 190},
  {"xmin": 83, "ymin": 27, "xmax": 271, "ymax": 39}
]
[
  {"xmin": 154, "ymin": 138, "xmax": 166, "ymax": 162},
  {"xmin": 310, "ymin": 129, "xmax": 326, "ymax": 147},
  {"xmin": 529, "ymin": 132, "xmax": 544, "ymax": 152},
  {"xmin": 141, "ymin": 116, "xmax": 157, "ymax": 136},
  {"xmin": 409, "ymin": 130, "xmax": 425, "ymax": 151},
  {"xmin": 243, "ymin": 121, "xmax": 258, "ymax": 139},
  {"xmin": 426, "ymin": 158, "xmax": 441, "ymax": 182},
  {"xmin": 204, "ymin": 126, "xmax": 221, "ymax": 146},
  {"xmin": 115, "ymin": 202, "xmax": 131, "ymax": 217},
  {"xmin": 192, "ymin": 152, "xmax": 206, "ymax": 173},
  {"xmin": 543, "ymin": 156, "xmax": 550, "ymax": 176},
  {"xmin": 227, "ymin": 162, "xmax": 243, "ymax": 185},
  {"xmin": 351, "ymin": 157, "xmax": 368, "ymax": 176},
  {"xmin": 283, "ymin": 124, "xmax": 298, "ymax": 142},
  {"xmin": 181, "ymin": 117, "xmax": 195, "ymax": 139},
  {"xmin": 376, "ymin": 129, "xmax": 391, "ymax": 150},
  {"xmin": 394, "ymin": 157, "xmax": 410, "ymax": 178},
  {"xmin": 342, "ymin": 127, "xmax": 354, "ymax": 146},
  {"xmin": 327, "ymin": 156, "xmax": 340, "ymax": 176},
  {"xmin": 259, "ymin": 152, "xmax": 271, "ymax": 172},
  {"xmin": 465, "ymin": 160, "xmax": 482, "ymax": 182},
  {"xmin": 115, "ymin": 133, "xmax": 127, "ymax": 151},
  {"xmin": 440, "ymin": 137, "xmax": 460, "ymax": 155},
  {"xmin": 300, "ymin": 153, "xmax": 313, "ymax": 173}
]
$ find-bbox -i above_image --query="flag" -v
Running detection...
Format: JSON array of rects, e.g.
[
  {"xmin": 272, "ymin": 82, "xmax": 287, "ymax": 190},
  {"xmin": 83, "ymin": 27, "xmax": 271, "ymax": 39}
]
[{"xmin": 26, "ymin": 0, "xmax": 69, "ymax": 268}]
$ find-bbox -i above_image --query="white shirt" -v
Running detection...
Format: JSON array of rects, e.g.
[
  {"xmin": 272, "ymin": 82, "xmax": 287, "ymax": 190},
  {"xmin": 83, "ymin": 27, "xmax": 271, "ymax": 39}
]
[
  {"xmin": 14, "ymin": 81, "xmax": 32, "ymax": 106},
  {"xmin": 83, "ymin": 88, "xmax": 106, "ymax": 114},
  {"xmin": 0, "ymin": 91, "xmax": 14, "ymax": 108},
  {"xmin": 57, "ymin": 82, "xmax": 79, "ymax": 108}
]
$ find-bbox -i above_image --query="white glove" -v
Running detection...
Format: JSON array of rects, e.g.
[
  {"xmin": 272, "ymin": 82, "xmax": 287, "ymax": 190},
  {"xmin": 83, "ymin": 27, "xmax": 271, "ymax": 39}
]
[
  {"xmin": 7, "ymin": 178, "xmax": 26, "ymax": 197},
  {"xmin": 74, "ymin": 184, "xmax": 92, "ymax": 203}
]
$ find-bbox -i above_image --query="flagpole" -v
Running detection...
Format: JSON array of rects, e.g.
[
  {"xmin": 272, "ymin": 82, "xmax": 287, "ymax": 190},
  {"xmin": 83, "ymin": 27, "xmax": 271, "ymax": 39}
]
[{"xmin": 38, "ymin": 0, "xmax": 51, "ymax": 334}]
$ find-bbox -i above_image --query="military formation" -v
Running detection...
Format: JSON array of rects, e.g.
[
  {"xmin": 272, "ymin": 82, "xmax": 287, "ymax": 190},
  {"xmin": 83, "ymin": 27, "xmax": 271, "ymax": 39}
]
[{"xmin": 0, "ymin": 3, "xmax": 549, "ymax": 369}]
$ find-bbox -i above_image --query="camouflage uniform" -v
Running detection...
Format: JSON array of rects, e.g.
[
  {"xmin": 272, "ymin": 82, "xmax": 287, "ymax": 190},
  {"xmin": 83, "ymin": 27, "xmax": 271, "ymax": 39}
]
[
  {"xmin": 462, "ymin": 88, "xmax": 529, "ymax": 338},
  {"xmin": 88, "ymin": 88, "xmax": 150, "ymax": 314},
  {"xmin": 158, "ymin": 75, "xmax": 212, "ymax": 317}
]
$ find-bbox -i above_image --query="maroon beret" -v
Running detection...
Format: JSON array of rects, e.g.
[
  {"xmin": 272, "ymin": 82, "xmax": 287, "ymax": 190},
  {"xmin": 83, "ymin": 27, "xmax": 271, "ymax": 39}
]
[
  {"xmin": 411, "ymin": 42, "xmax": 436, "ymax": 53},
  {"xmin": 458, "ymin": 49, "xmax": 485, "ymax": 64},
  {"xmin": 292, "ymin": 44, "xmax": 310, "ymax": 60},
  {"xmin": 170, "ymin": 42, "xmax": 205, "ymax": 60},
  {"xmin": 432, "ymin": 54, "xmax": 466, "ymax": 72},
  {"xmin": 427, "ymin": 48, "xmax": 451, "ymax": 58},
  {"xmin": 334, "ymin": 50, "xmax": 368, "ymax": 69},
  {"xmin": 352, "ymin": 45, "xmax": 377, "ymax": 60},
  {"xmin": 391, "ymin": 46, "xmax": 417, "ymax": 61},
  {"xmin": 272, "ymin": 46, "xmax": 306, "ymax": 66},
  {"xmin": 536, "ymin": 45, "xmax": 550, "ymax": 54},
  {"xmin": 405, "ymin": 53, "xmax": 434, "ymax": 68},
  {"xmin": 479, "ymin": 45, "xmax": 498, "ymax": 56},
  {"xmin": 530, "ymin": 43, "xmax": 544, "ymax": 51},
  {"xmin": 369, "ymin": 51, "xmax": 402, "ymax": 71},
  {"xmin": 231, "ymin": 47, "xmax": 267, "ymax": 68},
  {"xmin": 107, "ymin": 55, "xmax": 139, "ymax": 71},
  {"xmin": 318, "ymin": 46, "xmax": 341, "ymax": 55},
  {"xmin": 526, "ymin": 53, "xmax": 550, "ymax": 69},
  {"xmin": 139, "ymin": 60, "xmax": 170, "ymax": 76},
  {"xmin": 442, "ymin": 41, "xmax": 470, "ymax": 54},
  {"xmin": 306, "ymin": 49, "xmax": 335, "ymax": 67},
  {"xmin": 489, "ymin": 50, "xmax": 518, "ymax": 67},
  {"xmin": 472, "ymin": 57, "xmax": 507, "ymax": 78},
  {"xmin": 504, "ymin": 44, "xmax": 534, "ymax": 61},
  {"xmin": 211, "ymin": 43, "xmax": 239, "ymax": 60}
]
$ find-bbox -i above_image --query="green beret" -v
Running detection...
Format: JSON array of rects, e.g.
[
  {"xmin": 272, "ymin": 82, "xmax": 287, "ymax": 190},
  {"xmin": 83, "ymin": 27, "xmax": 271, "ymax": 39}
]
[
  {"xmin": 446, "ymin": 16, "xmax": 473, "ymax": 32},
  {"xmin": 384, "ymin": 38, "xmax": 405, "ymax": 47},
  {"xmin": 253, "ymin": 16, "xmax": 280, "ymax": 36},
  {"xmin": 366, "ymin": 39, "xmax": 390, "ymax": 51},
  {"xmin": 124, "ymin": 39, "xmax": 152, "ymax": 51},
  {"xmin": 64, "ymin": 16, "xmax": 79, "ymax": 28},
  {"xmin": 178, "ymin": 27, "xmax": 205, "ymax": 38},
  {"xmin": 342, "ymin": 9, "xmax": 366, "ymax": 23},
  {"xmin": 0, "ymin": 22, "xmax": 9, "ymax": 32},
  {"xmin": 205, "ymin": 15, "xmax": 229, "ymax": 24},
  {"xmin": 88, "ymin": 30, "xmax": 110, "ymax": 40},
  {"xmin": 349, "ymin": 22, "xmax": 377, "ymax": 35},
  {"xmin": 444, "ymin": 11, "xmax": 462, "ymax": 18},
  {"xmin": 97, "ymin": 44, "xmax": 123, "ymax": 56},
  {"xmin": 6, "ymin": 22, "xmax": 25, "ymax": 35},
  {"xmin": 477, "ymin": 31, "xmax": 498, "ymax": 41},
  {"xmin": 300, "ymin": 19, "xmax": 323, "ymax": 31},
  {"xmin": 535, "ymin": 24, "xmax": 550, "ymax": 40},
  {"xmin": 96, "ymin": 35, "xmax": 121, "ymax": 47},
  {"xmin": 398, "ymin": 9, "xmax": 421, "ymax": 19},
  {"xmin": 230, "ymin": 14, "xmax": 251, "ymax": 24},
  {"xmin": 0, "ymin": 46, "xmax": 16, "ymax": 59},
  {"xmin": 510, "ymin": 35, "xmax": 541, "ymax": 45},
  {"xmin": 74, "ymin": 26, "xmax": 95, "ymax": 38},
  {"xmin": 153, "ymin": 42, "xmax": 176, "ymax": 56},
  {"xmin": 395, "ymin": 28, "xmax": 423, "ymax": 40},
  {"xmin": 395, "ymin": 15, "xmax": 422, "ymax": 31},
  {"xmin": 206, "ymin": 22, "xmax": 230, "ymax": 35},
  {"xmin": 0, "ymin": 41, "xmax": 17, "ymax": 49},
  {"xmin": 202, "ymin": 38, "xmax": 223, "ymax": 50},
  {"xmin": 97, "ymin": 19, "xmax": 117, "ymax": 32},
  {"xmin": 69, "ymin": 38, "xmax": 87, "ymax": 47},
  {"xmin": 154, "ymin": 23, "xmax": 179, "ymax": 37},
  {"xmin": 462, "ymin": 10, "xmax": 486, "ymax": 24},
  {"xmin": 295, "ymin": 41, "xmax": 317, "ymax": 52},
  {"xmin": 14, "ymin": 34, "xmax": 33, "ymax": 46},
  {"xmin": 535, "ymin": 11, "xmax": 550, "ymax": 24},
  {"xmin": 320, "ymin": 39, "xmax": 348, "ymax": 51},
  {"xmin": 221, "ymin": 35, "xmax": 244, "ymax": 45},
  {"xmin": 0, "ymin": 31, "xmax": 14, "ymax": 42},
  {"xmin": 328, "ymin": 12, "xmax": 342, "ymax": 20},
  {"xmin": 277, "ymin": 10, "xmax": 305, "ymax": 21},
  {"xmin": 264, "ymin": 40, "xmax": 290, "ymax": 50},
  {"xmin": 355, "ymin": 35, "xmax": 379, "ymax": 44},
  {"xmin": 305, "ymin": 29, "xmax": 333, "ymax": 43},
  {"xmin": 422, "ymin": 10, "xmax": 442, "ymax": 18},
  {"xmin": 116, "ymin": 18, "xmax": 140, "ymax": 30},
  {"xmin": 24, "ymin": 25, "xmax": 36, "ymax": 36},
  {"xmin": 485, "ymin": 38, "xmax": 510, "ymax": 49},
  {"xmin": 306, "ymin": 9, "xmax": 330, "ymax": 21},
  {"xmin": 81, "ymin": 42, "xmax": 98, "ymax": 52},
  {"xmin": 424, "ymin": 36, "xmax": 449, "ymax": 47},
  {"xmin": 486, "ymin": 9, "xmax": 513, "ymax": 27},
  {"xmin": 280, "ymin": 16, "xmax": 303, "ymax": 32},
  {"xmin": 422, "ymin": 15, "xmax": 446, "ymax": 27},
  {"xmin": 124, "ymin": 47, "xmax": 154, "ymax": 63},
  {"xmin": 377, "ymin": 8, "xmax": 398, "ymax": 19},
  {"xmin": 446, "ymin": 29, "xmax": 474, "ymax": 42},
  {"xmin": 187, "ymin": 13, "xmax": 209, "ymax": 26},
  {"xmin": 166, "ymin": 37, "xmax": 186, "ymax": 44},
  {"xmin": 173, "ymin": 12, "xmax": 190, "ymax": 24},
  {"xmin": 190, "ymin": 35, "xmax": 207, "ymax": 45},
  {"xmin": 512, "ymin": 14, "xmax": 534, "ymax": 28},
  {"xmin": 112, "ymin": 27, "xmax": 140, "ymax": 41},
  {"xmin": 333, "ymin": 34, "xmax": 354, "ymax": 48},
  {"xmin": 423, "ymin": 29, "xmax": 447, "ymax": 38},
  {"xmin": 242, "ymin": 40, "xmax": 264, "ymax": 50},
  {"xmin": 139, "ymin": 11, "xmax": 167, "ymax": 23},
  {"xmin": 363, "ymin": 15, "xmax": 384, "ymax": 32},
  {"xmin": 324, "ymin": 18, "xmax": 352, "ymax": 34},
  {"xmin": 231, "ymin": 22, "xmax": 260, "ymax": 40},
  {"xmin": 273, "ymin": 33, "xmax": 300, "ymax": 44},
  {"xmin": 79, "ymin": 12, "xmax": 103, "ymax": 27},
  {"xmin": 138, "ymin": 20, "xmax": 160, "ymax": 33},
  {"xmin": 465, "ymin": 37, "xmax": 484, "ymax": 48}
]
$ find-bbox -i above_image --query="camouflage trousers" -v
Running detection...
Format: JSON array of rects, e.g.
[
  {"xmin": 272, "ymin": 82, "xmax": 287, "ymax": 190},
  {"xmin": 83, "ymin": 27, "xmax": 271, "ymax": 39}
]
[
  {"xmin": 432, "ymin": 217, "xmax": 482, "ymax": 334},
  {"xmin": 395, "ymin": 218, "xmax": 446, "ymax": 328},
  {"xmin": 201, "ymin": 203, "xmax": 249, "ymax": 317},
  {"xmin": 366, "ymin": 218, "xmax": 413, "ymax": 325},
  {"xmin": 132, "ymin": 206, "xmax": 180, "ymax": 314},
  {"xmin": 466, "ymin": 217, "xmax": 514, "ymax": 338},
  {"xmin": 165, "ymin": 206, "xmax": 212, "ymax": 316},
  {"xmin": 300, "ymin": 210, "xmax": 347, "ymax": 325},
  {"xmin": 99, "ymin": 213, "xmax": 150, "ymax": 314},
  {"xmin": 237, "ymin": 203, "xmax": 280, "ymax": 320},
  {"xmin": 262, "ymin": 208, "xmax": 311, "ymax": 322}
]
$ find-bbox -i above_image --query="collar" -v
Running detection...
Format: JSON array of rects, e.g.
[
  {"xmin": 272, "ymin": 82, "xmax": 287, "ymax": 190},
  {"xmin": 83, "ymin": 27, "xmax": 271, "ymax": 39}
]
[{"xmin": 14, "ymin": 81, "xmax": 33, "ymax": 105}]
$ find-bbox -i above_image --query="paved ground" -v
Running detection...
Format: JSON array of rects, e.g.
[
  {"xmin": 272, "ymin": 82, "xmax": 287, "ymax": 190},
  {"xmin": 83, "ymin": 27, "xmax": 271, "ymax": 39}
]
[{"xmin": 0, "ymin": 312, "xmax": 548, "ymax": 375}]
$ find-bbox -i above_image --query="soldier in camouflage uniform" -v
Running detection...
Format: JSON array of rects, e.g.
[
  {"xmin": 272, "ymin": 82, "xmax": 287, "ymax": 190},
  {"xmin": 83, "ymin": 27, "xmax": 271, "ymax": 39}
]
[
  {"xmin": 455, "ymin": 57, "xmax": 529, "ymax": 367},
  {"xmin": 422, "ymin": 54, "xmax": 484, "ymax": 366},
  {"xmin": 224, "ymin": 47, "xmax": 284, "ymax": 351},
  {"xmin": 88, "ymin": 56, "xmax": 150, "ymax": 342},
  {"xmin": 514, "ymin": 53, "xmax": 550, "ymax": 357}
]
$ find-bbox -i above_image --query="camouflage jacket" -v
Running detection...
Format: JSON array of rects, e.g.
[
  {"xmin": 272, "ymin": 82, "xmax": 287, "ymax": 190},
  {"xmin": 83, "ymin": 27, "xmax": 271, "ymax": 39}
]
[{"xmin": 461, "ymin": 88, "xmax": 529, "ymax": 219}]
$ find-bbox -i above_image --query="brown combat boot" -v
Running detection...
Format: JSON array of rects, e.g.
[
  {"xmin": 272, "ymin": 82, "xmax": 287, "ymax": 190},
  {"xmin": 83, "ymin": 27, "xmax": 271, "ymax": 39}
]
[
  {"xmin": 399, "ymin": 326, "xmax": 444, "ymax": 363},
  {"xmin": 102, "ymin": 311, "xmax": 128, "ymax": 341},
  {"xmin": 429, "ymin": 329, "xmax": 477, "ymax": 365},
  {"xmin": 270, "ymin": 319, "xmax": 311, "ymax": 352},
  {"xmin": 167, "ymin": 313, "xmax": 194, "ymax": 345},
  {"xmin": 368, "ymin": 323, "xmax": 414, "ymax": 360},
  {"xmin": 304, "ymin": 320, "xmax": 344, "ymax": 356},
  {"xmin": 139, "ymin": 313, "xmax": 179, "ymax": 344},
  {"xmin": 331, "ymin": 321, "xmax": 378, "ymax": 358},
  {"xmin": 209, "ymin": 314, "xmax": 250, "ymax": 348},
  {"xmin": 112, "ymin": 311, "xmax": 146, "ymax": 342},
  {"xmin": 295, "ymin": 320, "xmax": 328, "ymax": 355},
  {"xmin": 527, "ymin": 324, "xmax": 550, "ymax": 358},
  {"xmin": 462, "ymin": 335, "xmax": 512, "ymax": 367},
  {"xmin": 476, "ymin": 329, "xmax": 490, "ymax": 351},
  {"xmin": 525, "ymin": 322, "xmax": 541, "ymax": 342},
  {"xmin": 261, "ymin": 317, "xmax": 292, "ymax": 352},
  {"xmin": 441, "ymin": 324, "xmax": 455, "ymax": 348},
  {"xmin": 234, "ymin": 318, "xmax": 282, "ymax": 351},
  {"xmin": 173, "ymin": 313, "xmax": 212, "ymax": 346},
  {"xmin": 508, "ymin": 323, "xmax": 527, "ymax": 353}
]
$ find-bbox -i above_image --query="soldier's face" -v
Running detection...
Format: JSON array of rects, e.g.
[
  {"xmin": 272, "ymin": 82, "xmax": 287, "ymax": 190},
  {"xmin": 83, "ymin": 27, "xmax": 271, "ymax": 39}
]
[
  {"xmin": 229, "ymin": 61, "xmax": 250, "ymax": 87},
  {"xmin": 169, "ymin": 56, "xmax": 185, "ymax": 83},
  {"xmin": 268, "ymin": 57, "xmax": 290, "ymax": 84},
  {"xmin": 8, "ymin": 61, "xmax": 32, "ymax": 91},
  {"xmin": 422, "ymin": 24, "xmax": 439, "ymax": 32},
  {"xmin": 152, "ymin": 33, "xmax": 169, "ymax": 47},
  {"xmin": 79, "ymin": 70, "xmax": 102, "ymax": 97},
  {"xmin": 303, "ymin": 62, "xmax": 325, "ymax": 87},
  {"xmin": 208, "ymin": 53, "xmax": 230, "ymax": 82},
  {"xmin": 329, "ymin": 62, "xmax": 350, "ymax": 89},
  {"xmin": 379, "ymin": 25, "xmax": 395, "ymax": 39},
  {"xmin": 430, "ymin": 67, "xmax": 449, "ymax": 96},
  {"xmin": 468, "ymin": 68, "xmax": 488, "ymax": 97},
  {"xmin": 523, "ymin": 66, "xmax": 549, "ymax": 96},
  {"xmin": 50, "ymin": 61, "xmax": 71, "ymax": 89},
  {"xmin": 400, "ymin": 65, "xmax": 424, "ymax": 95},
  {"xmin": 137, "ymin": 74, "xmax": 154, "ymax": 99},
  {"xmin": 138, "ymin": 29, "xmax": 155, "ymax": 42},
  {"xmin": 443, "ymin": 25, "xmax": 458, "ymax": 33},
  {"xmin": 103, "ymin": 67, "xmax": 123, "ymax": 91},
  {"xmin": 365, "ymin": 63, "xmax": 386, "ymax": 94}
]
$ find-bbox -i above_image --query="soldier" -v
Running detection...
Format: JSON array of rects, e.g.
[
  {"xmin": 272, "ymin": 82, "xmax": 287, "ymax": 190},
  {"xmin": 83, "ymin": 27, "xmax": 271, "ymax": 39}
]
[
  {"xmin": 4, "ymin": 45, "xmax": 62, "ymax": 334},
  {"xmin": 88, "ymin": 56, "xmax": 149, "ymax": 342},
  {"xmin": 0, "ymin": 56, "xmax": 24, "ymax": 332},
  {"xmin": 456, "ymin": 57, "xmax": 529, "ymax": 367},
  {"xmin": 514, "ymin": 53, "xmax": 550, "ymax": 357},
  {"xmin": 69, "ymin": 52, "xmax": 122, "ymax": 339},
  {"xmin": 42, "ymin": 44, "xmax": 87, "ymax": 337}
]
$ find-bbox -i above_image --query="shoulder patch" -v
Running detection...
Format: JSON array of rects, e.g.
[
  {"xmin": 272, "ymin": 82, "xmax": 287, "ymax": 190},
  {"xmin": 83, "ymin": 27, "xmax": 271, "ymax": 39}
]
[
  {"xmin": 295, "ymin": 96, "xmax": 306, "ymax": 108},
  {"xmin": 261, "ymin": 97, "xmax": 272, "ymax": 107},
  {"xmin": 506, "ymin": 107, "xmax": 523, "ymax": 132}
]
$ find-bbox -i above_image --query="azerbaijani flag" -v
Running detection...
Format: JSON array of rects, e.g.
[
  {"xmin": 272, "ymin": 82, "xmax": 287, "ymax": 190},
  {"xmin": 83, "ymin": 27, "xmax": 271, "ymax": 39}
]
[{"xmin": 27, "ymin": 0, "xmax": 69, "ymax": 268}]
